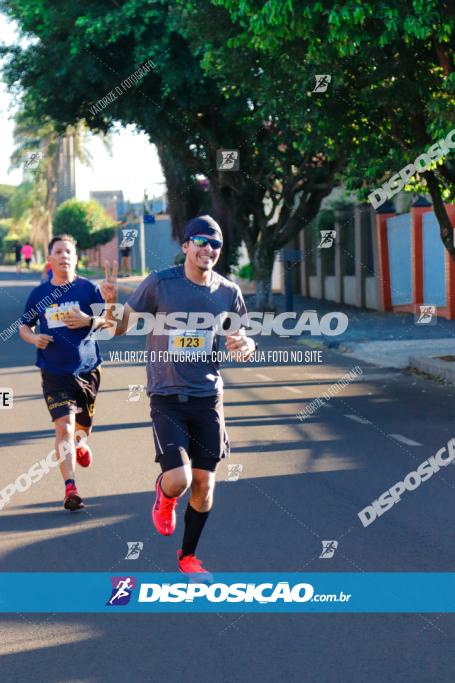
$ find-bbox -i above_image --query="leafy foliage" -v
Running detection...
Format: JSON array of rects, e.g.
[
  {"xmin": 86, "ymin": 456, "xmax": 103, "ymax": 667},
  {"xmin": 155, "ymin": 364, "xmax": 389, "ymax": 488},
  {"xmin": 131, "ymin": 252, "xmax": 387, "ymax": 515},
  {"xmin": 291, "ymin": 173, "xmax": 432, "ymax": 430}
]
[
  {"xmin": 1, "ymin": 0, "xmax": 454, "ymax": 303},
  {"xmin": 53, "ymin": 199, "xmax": 116, "ymax": 250},
  {"xmin": 0, "ymin": 184, "xmax": 16, "ymax": 218}
]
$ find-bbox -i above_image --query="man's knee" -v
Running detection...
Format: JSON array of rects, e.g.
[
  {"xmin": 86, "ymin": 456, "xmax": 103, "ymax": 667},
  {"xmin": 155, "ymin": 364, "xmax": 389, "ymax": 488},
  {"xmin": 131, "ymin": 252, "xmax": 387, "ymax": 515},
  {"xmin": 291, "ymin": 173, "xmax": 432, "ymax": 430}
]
[
  {"xmin": 55, "ymin": 417, "xmax": 74, "ymax": 440},
  {"xmin": 163, "ymin": 465, "xmax": 192, "ymax": 497},
  {"xmin": 191, "ymin": 472, "xmax": 215, "ymax": 501}
]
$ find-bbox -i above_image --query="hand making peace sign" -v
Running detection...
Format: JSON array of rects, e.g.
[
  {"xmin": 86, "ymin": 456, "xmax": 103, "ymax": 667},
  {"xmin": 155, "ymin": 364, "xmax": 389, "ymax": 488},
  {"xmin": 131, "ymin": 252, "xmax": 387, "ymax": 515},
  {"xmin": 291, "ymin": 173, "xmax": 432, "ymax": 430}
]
[{"xmin": 100, "ymin": 260, "xmax": 118, "ymax": 304}]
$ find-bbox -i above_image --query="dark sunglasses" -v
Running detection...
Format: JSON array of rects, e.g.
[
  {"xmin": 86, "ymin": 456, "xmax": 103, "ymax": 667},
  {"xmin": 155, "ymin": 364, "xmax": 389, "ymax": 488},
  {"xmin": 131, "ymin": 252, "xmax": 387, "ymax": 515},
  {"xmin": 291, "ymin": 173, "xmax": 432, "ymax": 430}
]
[{"xmin": 189, "ymin": 235, "xmax": 222, "ymax": 250}]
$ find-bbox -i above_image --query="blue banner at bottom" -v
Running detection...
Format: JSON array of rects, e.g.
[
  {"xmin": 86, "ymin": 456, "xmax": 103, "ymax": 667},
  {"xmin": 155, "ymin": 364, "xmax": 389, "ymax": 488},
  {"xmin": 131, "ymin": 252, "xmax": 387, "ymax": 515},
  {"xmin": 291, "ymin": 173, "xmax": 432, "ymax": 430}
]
[{"xmin": 1, "ymin": 573, "xmax": 455, "ymax": 613}]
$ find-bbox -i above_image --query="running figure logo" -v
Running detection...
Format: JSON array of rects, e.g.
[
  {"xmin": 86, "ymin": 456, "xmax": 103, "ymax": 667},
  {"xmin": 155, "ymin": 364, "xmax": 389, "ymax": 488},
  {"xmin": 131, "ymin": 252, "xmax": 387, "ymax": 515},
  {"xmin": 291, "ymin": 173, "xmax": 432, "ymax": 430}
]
[
  {"xmin": 127, "ymin": 385, "xmax": 145, "ymax": 402},
  {"xmin": 106, "ymin": 576, "xmax": 137, "ymax": 605},
  {"xmin": 24, "ymin": 152, "xmax": 41, "ymax": 169},
  {"xmin": 318, "ymin": 230, "xmax": 336, "ymax": 248},
  {"xmin": 125, "ymin": 542, "xmax": 143, "ymax": 560},
  {"xmin": 312, "ymin": 75, "xmax": 331, "ymax": 93},
  {"xmin": 227, "ymin": 463, "xmax": 243, "ymax": 482},
  {"xmin": 120, "ymin": 229, "xmax": 138, "ymax": 249},
  {"xmin": 217, "ymin": 150, "xmax": 240, "ymax": 171},
  {"xmin": 415, "ymin": 305, "xmax": 436, "ymax": 325},
  {"xmin": 320, "ymin": 540, "xmax": 338, "ymax": 559}
]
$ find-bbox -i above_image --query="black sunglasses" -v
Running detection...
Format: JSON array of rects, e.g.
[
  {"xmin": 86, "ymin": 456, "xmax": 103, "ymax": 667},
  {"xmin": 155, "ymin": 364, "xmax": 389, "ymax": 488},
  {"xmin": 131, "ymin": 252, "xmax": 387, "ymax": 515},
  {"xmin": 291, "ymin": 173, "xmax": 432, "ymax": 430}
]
[{"xmin": 189, "ymin": 235, "xmax": 223, "ymax": 250}]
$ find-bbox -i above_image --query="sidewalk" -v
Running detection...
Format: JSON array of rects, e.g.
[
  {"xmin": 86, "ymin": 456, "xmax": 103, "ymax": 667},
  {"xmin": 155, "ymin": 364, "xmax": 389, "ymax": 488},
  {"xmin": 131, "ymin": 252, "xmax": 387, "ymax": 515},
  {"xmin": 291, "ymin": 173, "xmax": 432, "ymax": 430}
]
[
  {"xmin": 107, "ymin": 277, "xmax": 455, "ymax": 382},
  {"xmin": 270, "ymin": 293, "xmax": 455, "ymax": 381},
  {"xmin": 8, "ymin": 265, "xmax": 452, "ymax": 382}
]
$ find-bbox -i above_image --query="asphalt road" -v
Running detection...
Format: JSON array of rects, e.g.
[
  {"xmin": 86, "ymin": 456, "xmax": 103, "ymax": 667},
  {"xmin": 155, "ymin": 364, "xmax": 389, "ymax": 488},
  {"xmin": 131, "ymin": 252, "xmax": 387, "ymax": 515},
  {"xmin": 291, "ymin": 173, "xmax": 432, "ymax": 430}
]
[{"xmin": 1, "ymin": 266, "xmax": 455, "ymax": 683}]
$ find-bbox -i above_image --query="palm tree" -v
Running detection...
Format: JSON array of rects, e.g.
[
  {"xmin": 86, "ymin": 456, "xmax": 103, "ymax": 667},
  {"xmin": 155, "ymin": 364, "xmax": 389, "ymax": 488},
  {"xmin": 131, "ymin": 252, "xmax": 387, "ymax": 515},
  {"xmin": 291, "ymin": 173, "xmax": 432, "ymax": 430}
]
[{"xmin": 9, "ymin": 108, "xmax": 100, "ymax": 253}]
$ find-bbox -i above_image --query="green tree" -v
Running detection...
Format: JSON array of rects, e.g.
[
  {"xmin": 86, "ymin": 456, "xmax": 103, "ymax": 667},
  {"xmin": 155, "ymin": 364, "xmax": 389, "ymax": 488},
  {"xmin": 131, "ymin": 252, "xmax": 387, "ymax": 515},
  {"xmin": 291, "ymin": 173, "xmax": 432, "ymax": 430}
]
[
  {"xmin": 176, "ymin": 0, "xmax": 347, "ymax": 304},
  {"xmin": 0, "ymin": 0, "xmax": 345, "ymax": 305},
  {"xmin": 8, "ymin": 180, "xmax": 33, "ymax": 222},
  {"xmin": 214, "ymin": 0, "xmax": 455, "ymax": 254},
  {"xmin": 0, "ymin": 220, "xmax": 11, "ymax": 259},
  {"xmin": 53, "ymin": 199, "xmax": 116, "ymax": 250},
  {"xmin": 0, "ymin": 184, "xmax": 15, "ymax": 218},
  {"xmin": 2, "ymin": 0, "xmax": 454, "ymax": 308}
]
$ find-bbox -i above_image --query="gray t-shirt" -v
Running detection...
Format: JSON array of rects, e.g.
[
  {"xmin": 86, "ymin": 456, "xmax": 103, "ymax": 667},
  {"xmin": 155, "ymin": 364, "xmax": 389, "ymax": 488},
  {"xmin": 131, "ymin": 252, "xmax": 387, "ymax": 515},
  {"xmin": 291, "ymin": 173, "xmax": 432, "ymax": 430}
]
[{"xmin": 127, "ymin": 265, "xmax": 248, "ymax": 396}]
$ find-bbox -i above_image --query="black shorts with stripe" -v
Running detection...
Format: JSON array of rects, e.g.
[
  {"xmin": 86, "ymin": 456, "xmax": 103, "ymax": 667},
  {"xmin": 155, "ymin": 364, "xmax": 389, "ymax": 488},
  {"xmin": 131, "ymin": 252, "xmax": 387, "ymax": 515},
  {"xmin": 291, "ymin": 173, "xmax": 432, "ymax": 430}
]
[
  {"xmin": 150, "ymin": 393, "xmax": 229, "ymax": 473},
  {"xmin": 41, "ymin": 368, "xmax": 101, "ymax": 427}
]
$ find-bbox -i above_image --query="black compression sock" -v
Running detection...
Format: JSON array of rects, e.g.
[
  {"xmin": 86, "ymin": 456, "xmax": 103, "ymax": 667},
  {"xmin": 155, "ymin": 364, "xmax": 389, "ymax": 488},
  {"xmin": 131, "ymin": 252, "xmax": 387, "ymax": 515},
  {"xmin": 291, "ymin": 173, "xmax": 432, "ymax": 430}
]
[{"xmin": 180, "ymin": 504, "xmax": 210, "ymax": 557}]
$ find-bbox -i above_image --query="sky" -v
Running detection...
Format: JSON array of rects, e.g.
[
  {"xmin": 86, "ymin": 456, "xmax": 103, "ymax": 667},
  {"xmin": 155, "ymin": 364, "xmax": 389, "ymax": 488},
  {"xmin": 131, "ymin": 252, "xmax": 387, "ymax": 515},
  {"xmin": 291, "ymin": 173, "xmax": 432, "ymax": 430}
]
[{"xmin": 0, "ymin": 13, "xmax": 166, "ymax": 203}]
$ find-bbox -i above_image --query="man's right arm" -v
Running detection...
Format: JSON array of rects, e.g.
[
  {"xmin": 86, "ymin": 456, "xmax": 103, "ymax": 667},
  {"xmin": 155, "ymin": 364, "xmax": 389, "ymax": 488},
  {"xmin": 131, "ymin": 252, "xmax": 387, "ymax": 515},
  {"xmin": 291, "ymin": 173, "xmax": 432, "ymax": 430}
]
[
  {"xmin": 19, "ymin": 290, "xmax": 54, "ymax": 349},
  {"xmin": 19, "ymin": 324, "xmax": 53, "ymax": 349}
]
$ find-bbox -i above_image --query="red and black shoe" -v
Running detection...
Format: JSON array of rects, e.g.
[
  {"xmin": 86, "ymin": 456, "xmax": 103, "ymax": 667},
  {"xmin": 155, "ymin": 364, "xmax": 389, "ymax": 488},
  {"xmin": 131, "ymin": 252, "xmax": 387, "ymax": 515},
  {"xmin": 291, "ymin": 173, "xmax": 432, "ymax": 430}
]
[
  {"xmin": 152, "ymin": 474, "xmax": 177, "ymax": 536},
  {"xmin": 76, "ymin": 444, "xmax": 92, "ymax": 468},
  {"xmin": 64, "ymin": 484, "xmax": 85, "ymax": 511}
]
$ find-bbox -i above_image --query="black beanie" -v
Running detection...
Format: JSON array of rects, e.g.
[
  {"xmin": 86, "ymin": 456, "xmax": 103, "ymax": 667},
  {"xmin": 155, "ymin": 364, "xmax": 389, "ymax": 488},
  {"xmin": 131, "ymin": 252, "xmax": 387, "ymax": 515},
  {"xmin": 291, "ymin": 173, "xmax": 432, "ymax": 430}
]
[{"xmin": 182, "ymin": 215, "xmax": 223, "ymax": 244}]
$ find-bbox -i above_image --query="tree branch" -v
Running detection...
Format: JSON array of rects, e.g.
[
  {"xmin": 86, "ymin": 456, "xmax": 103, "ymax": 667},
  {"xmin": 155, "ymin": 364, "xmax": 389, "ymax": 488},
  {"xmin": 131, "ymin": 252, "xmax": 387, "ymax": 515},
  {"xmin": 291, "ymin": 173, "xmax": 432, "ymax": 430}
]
[{"xmin": 433, "ymin": 37, "xmax": 453, "ymax": 76}]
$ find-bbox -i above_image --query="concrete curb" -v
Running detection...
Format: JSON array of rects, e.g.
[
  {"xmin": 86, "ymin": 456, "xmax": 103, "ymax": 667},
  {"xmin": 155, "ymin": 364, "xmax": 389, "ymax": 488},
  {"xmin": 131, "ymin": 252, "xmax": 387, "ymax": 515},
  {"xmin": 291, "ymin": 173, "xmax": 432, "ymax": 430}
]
[{"xmin": 409, "ymin": 355, "xmax": 455, "ymax": 384}]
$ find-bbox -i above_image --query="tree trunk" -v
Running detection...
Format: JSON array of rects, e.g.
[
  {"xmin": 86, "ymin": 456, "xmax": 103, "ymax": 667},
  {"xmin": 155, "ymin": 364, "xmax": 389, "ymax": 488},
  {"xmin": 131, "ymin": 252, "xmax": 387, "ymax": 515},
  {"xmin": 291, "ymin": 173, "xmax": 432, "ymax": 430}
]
[
  {"xmin": 253, "ymin": 239, "xmax": 276, "ymax": 310},
  {"xmin": 208, "ymin": 182, "xmax": 240, "ymax": 276},
  {"xmin": 156, "ymin": 143, "xmax": 193, "ymax": 242},
  {"xmin": 424, "ymin": 170, "xmax": 455, "ymax": 258}
]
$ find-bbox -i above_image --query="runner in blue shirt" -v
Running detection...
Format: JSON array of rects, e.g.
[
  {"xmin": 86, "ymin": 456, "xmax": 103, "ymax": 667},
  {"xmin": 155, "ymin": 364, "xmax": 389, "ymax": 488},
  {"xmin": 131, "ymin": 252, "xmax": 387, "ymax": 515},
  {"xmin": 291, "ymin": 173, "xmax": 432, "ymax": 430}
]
[{"xmin": 19, "ymin": 234, "xmax": 110, "ymax": 511}]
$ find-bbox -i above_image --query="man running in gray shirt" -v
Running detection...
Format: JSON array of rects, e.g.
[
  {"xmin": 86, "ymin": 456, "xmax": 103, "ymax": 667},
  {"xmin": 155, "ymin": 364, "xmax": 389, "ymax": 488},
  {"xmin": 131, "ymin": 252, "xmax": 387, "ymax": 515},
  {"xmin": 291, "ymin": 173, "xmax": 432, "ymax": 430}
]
[{"xmin": 101, "ymin": 215, "xmax": 255, "ymax": 575}]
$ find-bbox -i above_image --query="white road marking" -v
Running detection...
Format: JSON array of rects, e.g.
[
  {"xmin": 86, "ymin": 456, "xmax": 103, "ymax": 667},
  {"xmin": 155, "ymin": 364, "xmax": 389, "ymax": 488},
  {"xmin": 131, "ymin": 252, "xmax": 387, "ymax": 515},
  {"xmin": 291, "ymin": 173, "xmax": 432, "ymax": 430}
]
[
  {"xmin": 388, "ymin": 434, "xmax": 422, "ymax": 446},
  {"xmin": 283, "ymin": 386, "xmax": 302, "ymax": 394},
  {"xmin": 290, "ymin": 372, "xmax": 399, "ymax": 382},
  {"xmin": 255, "ymin": 373, "xmax": 272, "ymax": 382},
  {"xmin": 345, "ymin": 414, "xmax": 372, "ymax": 425}
]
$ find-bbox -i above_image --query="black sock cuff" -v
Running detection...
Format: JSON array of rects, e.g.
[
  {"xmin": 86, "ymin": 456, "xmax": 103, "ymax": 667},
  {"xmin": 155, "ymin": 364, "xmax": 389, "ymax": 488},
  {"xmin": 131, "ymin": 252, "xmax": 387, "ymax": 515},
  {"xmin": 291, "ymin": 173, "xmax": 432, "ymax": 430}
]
[{"xmin": 186, "ymin": 504, "xmax": 209, "ymax": 518}]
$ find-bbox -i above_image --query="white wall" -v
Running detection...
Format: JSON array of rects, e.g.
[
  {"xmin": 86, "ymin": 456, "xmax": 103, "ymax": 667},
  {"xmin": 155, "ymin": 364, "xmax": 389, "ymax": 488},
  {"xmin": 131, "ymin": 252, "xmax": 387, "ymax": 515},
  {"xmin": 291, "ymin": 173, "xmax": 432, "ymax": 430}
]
[
  {"xmin": 365, "ymin": 276, "xmax": 380, "ymax": 310},
  {"xmin": 324, "ymin": 276, "xmax": 337, "ymax": 301},
  {"xmin": 272, "ymin": 257, "xmax": 283, "ymax": 292},
  {"xmin": 343, "ymin": 276, "xmax": 356, "ymax": 305},
  {"xmin": 309, "ymin": 276, "xmax": 320, "ymax": 298}
]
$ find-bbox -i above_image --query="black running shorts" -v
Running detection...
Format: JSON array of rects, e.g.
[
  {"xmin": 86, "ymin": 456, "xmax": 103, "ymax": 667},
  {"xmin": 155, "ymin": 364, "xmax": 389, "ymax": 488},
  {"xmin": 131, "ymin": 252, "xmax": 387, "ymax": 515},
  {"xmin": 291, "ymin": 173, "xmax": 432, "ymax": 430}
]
[
  {"xmin": 150, "ymin": 394, "xmax": 229, "ymax": 472},
  {"xmin": 41, "ymin": 368, "xmax": 101, "ymax": 427}
]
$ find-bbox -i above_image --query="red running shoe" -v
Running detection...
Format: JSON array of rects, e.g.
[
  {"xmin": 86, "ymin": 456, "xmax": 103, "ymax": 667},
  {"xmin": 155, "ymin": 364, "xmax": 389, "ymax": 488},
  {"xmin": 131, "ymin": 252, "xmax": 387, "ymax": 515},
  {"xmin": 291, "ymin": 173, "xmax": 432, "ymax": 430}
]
[
  {"xmin": 76, "ymin": 444, "xmax": 92, "ymax": 468},
  {"xmin": 64, "ymin": 485, "xmax": 85, "ymax": 511},
  {"xmin": 177, "ymin": 550, "xmax": 213, "ymax": 582},
  {"xmin": 152, "ymin": 474, "xmax": 177, "ymax": 536}
]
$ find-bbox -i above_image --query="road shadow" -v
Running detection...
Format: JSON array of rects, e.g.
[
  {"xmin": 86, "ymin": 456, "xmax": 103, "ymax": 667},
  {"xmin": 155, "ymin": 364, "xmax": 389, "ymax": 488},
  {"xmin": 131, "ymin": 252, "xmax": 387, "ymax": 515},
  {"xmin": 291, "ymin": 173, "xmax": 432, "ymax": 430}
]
[{"xmin": 1, "ymin": 475, "xmax": 455, "ymax": 683}]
